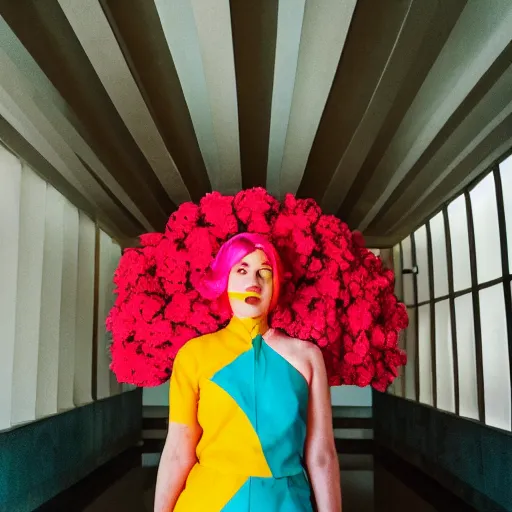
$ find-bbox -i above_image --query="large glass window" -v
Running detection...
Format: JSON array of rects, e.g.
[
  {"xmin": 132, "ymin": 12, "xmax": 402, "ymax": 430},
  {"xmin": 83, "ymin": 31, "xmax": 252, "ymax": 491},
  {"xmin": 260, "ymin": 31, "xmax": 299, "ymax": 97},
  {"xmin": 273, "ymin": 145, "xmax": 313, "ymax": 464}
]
[
  {"xmin": 448, "ymin": 196, "xmax": 472, "ymax": 292},
  {"xmin": 397, "ymin": 150, "xmax": 511, "ymax": 432},
  {"xmin": 500, "ymin": 154, "xmax": 512, "ymax": 270},
  {"xmin": 418, "ymin": 304, "xmax": 433, "ymax": 406},
  {"xmin": 470, "ymin": 174, "xmax": 502, "ymax": 284},
  {"xmin": 430, "ymin": 212, "xmax": 449, "ymax": 298},
  {"xmin": 414, "ymin": 226, "xmax": 430, "ymax": 304},
  {"xmin": 455, "ymin": 293, "xmax": 479, "ymax": 421},
  {"xmin": 479, "ymin": 285, "xmax": 511, "ymax": 431},
  {"xmin": 405, "ymin": 307, "xmax": 417, "ymax": 401},
  {"xmin": 402, "ymin": 236, "xmax": 415, "ymax": 306},
  {"xmin": 435, "ymin": 300, "xmax": 455, "ymax": 413}
]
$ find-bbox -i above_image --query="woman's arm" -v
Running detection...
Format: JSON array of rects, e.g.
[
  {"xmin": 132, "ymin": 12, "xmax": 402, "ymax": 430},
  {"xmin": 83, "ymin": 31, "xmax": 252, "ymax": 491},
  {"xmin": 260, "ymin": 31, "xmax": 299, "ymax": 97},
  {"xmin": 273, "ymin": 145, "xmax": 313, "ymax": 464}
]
[
  {"xmin": 154, "ymin": 421, "xmax": 201, "ymax": 512},
  {"xmin": 305, "ymin": 345, "xmax": 342, "ymax": 511},
  {"xmin": 154, "ymin": 344, "xmax": 201, "ymax": 512}
]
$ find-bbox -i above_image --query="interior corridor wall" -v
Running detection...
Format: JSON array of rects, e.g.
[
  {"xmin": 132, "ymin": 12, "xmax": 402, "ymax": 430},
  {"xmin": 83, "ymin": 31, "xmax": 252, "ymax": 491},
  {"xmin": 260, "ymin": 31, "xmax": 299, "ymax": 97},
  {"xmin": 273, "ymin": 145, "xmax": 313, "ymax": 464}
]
[
  {"xmin": 0, "ymin": 143, "xmax": 141, "ymax": 510},
  {"xmin": 377, "ymin": 150, "xmax": 512, "ymax": 511},
  {"xmin": 0, "ymin": 142, "xmax": 125, "ymax": 430}
]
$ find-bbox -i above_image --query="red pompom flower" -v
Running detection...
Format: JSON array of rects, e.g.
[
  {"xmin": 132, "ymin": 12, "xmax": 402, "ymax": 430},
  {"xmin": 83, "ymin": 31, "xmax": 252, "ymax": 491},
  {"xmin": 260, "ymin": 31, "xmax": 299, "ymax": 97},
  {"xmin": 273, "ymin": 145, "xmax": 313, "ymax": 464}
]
[{"xmin": 107, "ymin": 188, "xmax": 408, "ymax": 390}]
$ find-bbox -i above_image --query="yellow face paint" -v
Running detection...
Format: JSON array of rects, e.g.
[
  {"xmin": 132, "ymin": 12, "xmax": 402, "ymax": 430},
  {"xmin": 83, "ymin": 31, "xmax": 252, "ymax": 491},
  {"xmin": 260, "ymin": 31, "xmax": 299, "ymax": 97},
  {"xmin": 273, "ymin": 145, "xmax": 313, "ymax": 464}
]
[{"xmin": 227, "ymin": 291, "xmax": 261, "ymax": 302}]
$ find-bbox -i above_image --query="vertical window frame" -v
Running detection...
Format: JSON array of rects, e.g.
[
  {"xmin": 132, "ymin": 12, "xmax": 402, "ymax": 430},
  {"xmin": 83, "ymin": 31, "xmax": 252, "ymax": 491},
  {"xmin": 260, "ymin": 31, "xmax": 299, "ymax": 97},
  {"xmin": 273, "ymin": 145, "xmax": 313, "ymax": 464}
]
[{"xmin": 493, "ymin": 166, "xmax": 512, "ymax": 413}]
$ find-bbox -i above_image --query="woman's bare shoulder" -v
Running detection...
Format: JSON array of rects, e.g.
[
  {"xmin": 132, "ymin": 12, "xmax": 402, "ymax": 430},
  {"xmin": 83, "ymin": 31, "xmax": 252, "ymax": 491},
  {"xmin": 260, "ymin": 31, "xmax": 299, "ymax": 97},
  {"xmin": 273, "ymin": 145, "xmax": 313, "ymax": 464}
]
[{"xmin": 274, "ymin": 330, "xmax": 323, "ymax": 361}]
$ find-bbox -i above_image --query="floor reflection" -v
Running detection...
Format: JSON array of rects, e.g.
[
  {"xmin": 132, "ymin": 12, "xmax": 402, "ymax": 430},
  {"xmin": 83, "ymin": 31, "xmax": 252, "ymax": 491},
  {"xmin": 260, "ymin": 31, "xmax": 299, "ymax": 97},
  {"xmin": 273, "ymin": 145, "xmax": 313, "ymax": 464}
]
[{"xmin": 83, "ymin": 457, "xmax": 445, "ymax": 512}]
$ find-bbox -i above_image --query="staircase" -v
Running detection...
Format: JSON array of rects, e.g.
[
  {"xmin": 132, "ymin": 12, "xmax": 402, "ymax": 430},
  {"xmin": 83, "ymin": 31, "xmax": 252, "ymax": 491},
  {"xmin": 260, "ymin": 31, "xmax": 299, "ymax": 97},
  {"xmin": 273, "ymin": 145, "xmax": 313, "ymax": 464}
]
[{"xmin": 141, "ymin": 405, "xmax": 374, "ymax": 469}]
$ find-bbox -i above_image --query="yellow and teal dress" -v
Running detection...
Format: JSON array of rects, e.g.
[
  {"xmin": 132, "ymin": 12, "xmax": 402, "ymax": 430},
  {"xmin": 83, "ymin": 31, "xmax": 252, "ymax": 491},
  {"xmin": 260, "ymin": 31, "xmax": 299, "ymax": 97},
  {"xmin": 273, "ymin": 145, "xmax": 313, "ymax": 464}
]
[{"xmin": 170, "ymin": 316, "xmax": 313, "ymax": 511}]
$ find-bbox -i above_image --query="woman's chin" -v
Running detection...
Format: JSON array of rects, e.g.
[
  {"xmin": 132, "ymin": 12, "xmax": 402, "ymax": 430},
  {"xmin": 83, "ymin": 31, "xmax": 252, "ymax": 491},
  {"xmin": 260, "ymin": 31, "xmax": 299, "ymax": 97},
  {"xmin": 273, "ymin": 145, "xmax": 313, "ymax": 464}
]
[{"xmin": 231, "ymin": 303, "xmax": 267, "ymax": 319}]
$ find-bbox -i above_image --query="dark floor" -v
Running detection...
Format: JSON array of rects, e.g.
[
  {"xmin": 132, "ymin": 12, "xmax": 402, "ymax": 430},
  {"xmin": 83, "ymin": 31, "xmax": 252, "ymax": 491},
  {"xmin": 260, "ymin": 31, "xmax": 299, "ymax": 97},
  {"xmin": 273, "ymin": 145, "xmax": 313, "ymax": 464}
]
[
  {"xmin": 80, "ymin": 456, "xmax": 441, "ymax": 512},
  {"xmin": 40, "ymin": 406, "xmax": 474, "ymax": 511}
]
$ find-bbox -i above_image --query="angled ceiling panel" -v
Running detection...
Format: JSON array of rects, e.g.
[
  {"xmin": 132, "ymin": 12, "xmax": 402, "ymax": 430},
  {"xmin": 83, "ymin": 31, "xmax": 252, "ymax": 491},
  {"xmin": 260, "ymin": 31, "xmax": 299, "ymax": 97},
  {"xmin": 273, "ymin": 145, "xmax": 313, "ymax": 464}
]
[
  {"xmin": 0, "ymin": 17, "xmax": 154, "ymax": 233},
  {"xmin": 1, "ymin": 0, "xmax": 171, "ymax": 230},
  {"xmin": 103, "ymin": 0, "xmax": 212, "ymax": 201},
  {"xmin": 320, "ymin": 0, "xmax": 437, "ymax": 214},
  {"xmin": 337, "ymin": 0, "xmax": 468, "ymax": 225},
  {"xmin": 297, "ymin": 0, "xmax": 417, "ymax": 203},
  {"xmin": 189, "ymin": 0, "xmax": 242, "ymax": 194},
  {"xmin": 374, "ymin": 60, "xmax": 512, "ymax": 234},
  {"xmin": 57, "ymin": 0, "xmax": 190, "ymax": 205},
  {"xmin": 354, "ymin": 0, "xmax": 512, "ymax": 231},
  {"xmin": 230, "ymin": 0, "xmax": 279, "ymax": 189},
  {"xmin": 281, "ymin": 0, "xmax": 356, "ymax": 197},
  {"xmin": 265, "ymin": 0, "xmax": 306, "ymax": 197},
  {"xmin": 0, "ymin": 0, "xmax": 511, "ymax": 248}
]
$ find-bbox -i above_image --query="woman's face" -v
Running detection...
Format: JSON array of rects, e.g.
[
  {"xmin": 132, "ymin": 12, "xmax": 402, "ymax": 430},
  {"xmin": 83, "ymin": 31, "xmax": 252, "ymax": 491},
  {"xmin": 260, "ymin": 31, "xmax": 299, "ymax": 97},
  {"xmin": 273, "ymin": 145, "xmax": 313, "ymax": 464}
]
[{"xmin": 227, "ymin": 249, "xmax": 274, "ymax": 318}]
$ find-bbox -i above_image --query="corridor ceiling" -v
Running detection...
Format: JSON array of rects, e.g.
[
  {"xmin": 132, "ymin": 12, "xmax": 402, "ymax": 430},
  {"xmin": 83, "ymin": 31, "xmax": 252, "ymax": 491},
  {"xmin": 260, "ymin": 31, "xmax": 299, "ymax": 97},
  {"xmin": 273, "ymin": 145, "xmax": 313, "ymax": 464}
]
[{"xmin": 1, "ymin": 0, "xmax": 511, "ymax": 247}]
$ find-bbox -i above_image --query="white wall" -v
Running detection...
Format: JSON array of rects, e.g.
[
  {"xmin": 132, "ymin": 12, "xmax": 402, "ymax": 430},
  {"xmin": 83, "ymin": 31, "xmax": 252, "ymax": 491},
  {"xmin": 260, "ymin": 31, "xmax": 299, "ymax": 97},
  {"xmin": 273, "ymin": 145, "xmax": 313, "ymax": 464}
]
[{"xmin": 0, "ymin": 144, "xmax": 124, "ymax": 431}]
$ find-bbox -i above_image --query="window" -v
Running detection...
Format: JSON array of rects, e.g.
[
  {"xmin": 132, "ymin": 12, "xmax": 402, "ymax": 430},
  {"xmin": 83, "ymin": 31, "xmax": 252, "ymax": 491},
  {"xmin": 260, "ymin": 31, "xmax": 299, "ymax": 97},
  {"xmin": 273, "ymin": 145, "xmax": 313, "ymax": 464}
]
[
  {"xmin": 435, "ymin": 300, "xmax": 455, "ymax": 413},
  {"xmin": 396, "ymin": 149, "xmax": 512, "ymax": 432},
  {"xmin": 405, "ymin": 307, "xmax": 417, "ymax": 401},
  {"xmin": 402, "ymin": 236, "xmax": 415, "ymax": 306},
  {"xmin": 430, "ymin": 212, "xmax": 449, "ymax": 298},
  {"xmin": 418, "ymin": 304, "xmax": 433, "ymax": 406},
  {"xmin": 455, "ymin": 293, "xmax": 479, "ymax": 421},
  {"xmin": 393, "ymin": 244, "xmax": 403, "ymax": 301},
  {"xmin": 414, "ymin": 226, "xmax": 430, "ymax": 303},
  {"xmin": 500, "ymin": 154, "xmax": 512, "ymax": 270},
  {"xmin": 470, "ymin": 174, "xmax": 502, "ymax": 283},
  {"xmin": 448, "ymin": 196, "xmax": 471, "ymax": 292},
  {"xmin": 479, "ymin": 285, "xmax": 511, "ymax": 431}
]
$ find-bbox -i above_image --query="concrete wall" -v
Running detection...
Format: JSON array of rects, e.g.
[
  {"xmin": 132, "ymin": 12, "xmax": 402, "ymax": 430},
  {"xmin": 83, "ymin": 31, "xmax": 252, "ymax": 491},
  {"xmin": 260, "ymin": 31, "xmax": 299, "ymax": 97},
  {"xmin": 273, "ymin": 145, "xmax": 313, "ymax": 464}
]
[
  {"xmin": 373, "ymin": 391, "xmax": 512, "ymax": 512},
  {"xmin": 0, "ymin": 389, "xmax": 142, "ymax": 512},
  {"xmin": 331, "ymin": 385, "xmax": 372, "ymax": 407}
]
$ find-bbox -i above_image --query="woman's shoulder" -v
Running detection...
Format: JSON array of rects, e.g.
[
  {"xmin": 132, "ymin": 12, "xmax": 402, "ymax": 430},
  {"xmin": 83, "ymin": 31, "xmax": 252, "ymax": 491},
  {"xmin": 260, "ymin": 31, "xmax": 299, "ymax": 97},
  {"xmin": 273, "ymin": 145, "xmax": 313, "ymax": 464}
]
[
  {"xmin": 274, "ymin": 330, "xmax": 322, "ymax": 356},
  {"xmin": 272, "ymin": 330, "xmax": 324, "ymax": 376},
  {"xmin": 175, "ymin": 329, "xmax": 225, "ymax": 360}
]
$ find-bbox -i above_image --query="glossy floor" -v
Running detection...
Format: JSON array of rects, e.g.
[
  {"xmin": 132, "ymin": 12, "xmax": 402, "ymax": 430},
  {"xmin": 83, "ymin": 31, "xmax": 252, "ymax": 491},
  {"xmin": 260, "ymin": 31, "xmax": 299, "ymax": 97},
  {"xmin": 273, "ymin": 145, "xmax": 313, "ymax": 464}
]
[{"xmin": 83, "ymin": 459, "xmax": 441, "ymax": 512}]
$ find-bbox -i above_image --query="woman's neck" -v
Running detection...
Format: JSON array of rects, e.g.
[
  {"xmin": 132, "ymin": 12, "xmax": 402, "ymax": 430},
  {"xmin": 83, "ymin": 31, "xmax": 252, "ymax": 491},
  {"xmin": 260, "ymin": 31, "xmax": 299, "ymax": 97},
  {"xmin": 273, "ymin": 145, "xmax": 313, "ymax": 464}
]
[{"xmin": 231, "ymin": 315, "xmax": 269, "ymax": 339}]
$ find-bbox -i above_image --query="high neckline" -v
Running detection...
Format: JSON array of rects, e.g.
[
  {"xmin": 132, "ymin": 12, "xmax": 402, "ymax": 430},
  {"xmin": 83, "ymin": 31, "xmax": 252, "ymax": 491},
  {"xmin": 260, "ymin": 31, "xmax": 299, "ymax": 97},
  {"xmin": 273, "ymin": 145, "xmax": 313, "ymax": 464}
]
[{"xmin": 227, "ymin": 315, "xmax": 270, "ymax": 341}]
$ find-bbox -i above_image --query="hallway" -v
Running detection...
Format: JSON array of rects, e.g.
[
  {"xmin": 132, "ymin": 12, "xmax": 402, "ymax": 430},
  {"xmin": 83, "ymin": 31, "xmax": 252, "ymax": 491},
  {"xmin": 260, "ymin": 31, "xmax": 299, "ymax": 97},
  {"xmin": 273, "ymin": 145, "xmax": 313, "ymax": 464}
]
[
  {"xmin": 48, "ymin": 450, "xmax": 464, "ymax": 512},
  {"xmin": 81, "ymin": 462, "xmax": 427, "ymax": 512},
  {"xmin": 2, "ymin": 2, "xmax": 512, "ymax": 511},
  {"xmin": 37, "ymin": 406, "xmax": 473, "ymax": 512}
]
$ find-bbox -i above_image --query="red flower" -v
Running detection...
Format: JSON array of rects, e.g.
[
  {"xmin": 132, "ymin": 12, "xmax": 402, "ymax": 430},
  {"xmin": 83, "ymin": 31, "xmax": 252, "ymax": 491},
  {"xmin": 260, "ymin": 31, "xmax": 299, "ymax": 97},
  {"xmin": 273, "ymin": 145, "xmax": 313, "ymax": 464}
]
[
  {"xmin": 166, "ymin": 202, "xmax": 199, "ymax": 236},
  {"xmin": 139, "ymin": 233, "xmax": 164, "ymax": 247},
  {"xmin": 346, "ymin": 299, "xmax": 374, "ymax": 336},
  {"xmin": 355, "ymin": 366, "xmax": 373, "ymax": 387},
  {"xmin": 107, "ymin": 188, "xmax": 408, "ymax": 390},
  {"xmin": 200, "ymin": 192, "xmax": 238, "ymax": 239}
]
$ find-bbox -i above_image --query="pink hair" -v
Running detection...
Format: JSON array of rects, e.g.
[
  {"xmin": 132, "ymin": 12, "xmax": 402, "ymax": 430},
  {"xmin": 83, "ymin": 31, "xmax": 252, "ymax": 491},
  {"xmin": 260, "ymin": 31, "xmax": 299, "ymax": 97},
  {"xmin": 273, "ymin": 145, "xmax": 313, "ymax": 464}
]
[{"xmin": 199, "ymin": 233, "xmax": 282, "ymax": 311}]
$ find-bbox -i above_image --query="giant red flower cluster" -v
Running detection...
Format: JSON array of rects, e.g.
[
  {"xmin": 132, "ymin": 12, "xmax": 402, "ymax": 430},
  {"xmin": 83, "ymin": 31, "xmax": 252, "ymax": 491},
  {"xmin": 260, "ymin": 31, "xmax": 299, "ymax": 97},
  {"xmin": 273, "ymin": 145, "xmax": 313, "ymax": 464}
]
[{"xmin": 107, "ymin": 188, "xmax": 408, "ymax": 391}]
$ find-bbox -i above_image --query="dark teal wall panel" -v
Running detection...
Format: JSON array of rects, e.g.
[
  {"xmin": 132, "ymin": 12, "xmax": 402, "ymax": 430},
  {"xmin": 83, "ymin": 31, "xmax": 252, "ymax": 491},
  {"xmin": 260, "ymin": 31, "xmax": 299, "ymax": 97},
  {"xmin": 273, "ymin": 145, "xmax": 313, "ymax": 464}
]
[
  {"xmin": 0, "ymin": 389, "xmax": 142, "ymax": 512},
  {"xmin": 373, "ymin": 392, "xmax": 512, "ymax": 512}
]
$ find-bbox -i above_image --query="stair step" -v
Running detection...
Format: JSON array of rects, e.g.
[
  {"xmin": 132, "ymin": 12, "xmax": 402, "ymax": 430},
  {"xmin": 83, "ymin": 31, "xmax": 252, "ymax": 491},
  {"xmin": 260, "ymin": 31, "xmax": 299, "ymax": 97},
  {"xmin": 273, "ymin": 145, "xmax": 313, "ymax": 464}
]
[
  {"xmin": 333, "ymin": 417, "xmax": 373, "ymax": 429},
  {"xmin": 335, "ymin": 438, "xmax": 374, "ymax": 455},
  {"xmin": 334, "ymin": 428, "xmax": 373, "ymax": 440},
  {"xmin": 332, "ymin": 406, "xmax": 372, "ymax": 419},
  {"xmin": 338, "ymin": 454, "xmax": 373, "ymax": 470},
  {"xmin": 143, "ymin": 417, "xmax": 168, "ymax": 430},
  {"xmin": 142, "ymin": 438, "xmax": 374, "ymax": 456}
]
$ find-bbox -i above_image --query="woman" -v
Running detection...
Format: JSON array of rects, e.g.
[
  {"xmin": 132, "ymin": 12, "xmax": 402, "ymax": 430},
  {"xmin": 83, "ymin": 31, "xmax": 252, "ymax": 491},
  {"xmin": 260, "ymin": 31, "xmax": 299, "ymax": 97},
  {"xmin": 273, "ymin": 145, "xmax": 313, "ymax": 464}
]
[{"xmin": 154, "ymin": 233, "xmax": 341, "ymax": 511}]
